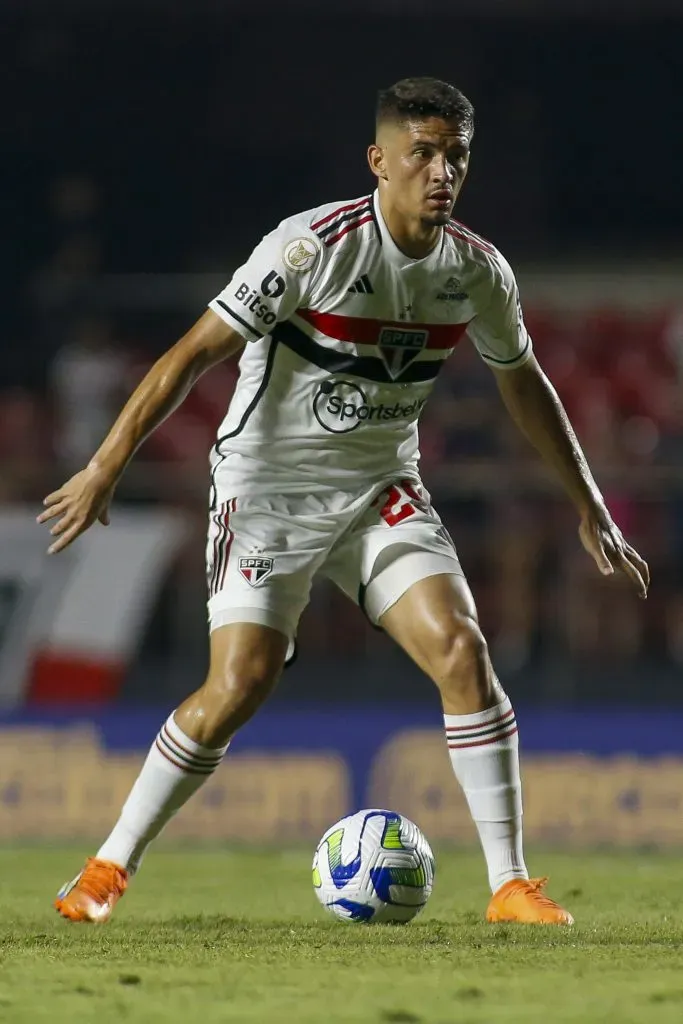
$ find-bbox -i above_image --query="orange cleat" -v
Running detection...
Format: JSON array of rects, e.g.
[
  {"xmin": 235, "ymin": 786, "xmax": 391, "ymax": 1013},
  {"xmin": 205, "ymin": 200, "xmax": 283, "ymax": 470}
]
[
  {"xmin": 54, "ymin": 857, "xmax": 128, "ymax": 923},
  {"xmin": 486, "ymin": 876, "xmax": 574, "ymax": 926}
]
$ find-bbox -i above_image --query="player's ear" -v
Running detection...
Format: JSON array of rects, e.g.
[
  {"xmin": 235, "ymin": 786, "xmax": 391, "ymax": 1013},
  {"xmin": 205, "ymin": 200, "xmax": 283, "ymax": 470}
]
[{"xmin": 367, "ymin": 144, "xmax": 388, "ymax": 181}]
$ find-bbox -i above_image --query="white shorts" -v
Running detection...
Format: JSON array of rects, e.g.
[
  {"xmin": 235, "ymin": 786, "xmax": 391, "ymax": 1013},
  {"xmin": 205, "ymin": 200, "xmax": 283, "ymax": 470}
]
[{"xmin": 206, "ymin": 478, "xmax": 462, "ymax": 652}]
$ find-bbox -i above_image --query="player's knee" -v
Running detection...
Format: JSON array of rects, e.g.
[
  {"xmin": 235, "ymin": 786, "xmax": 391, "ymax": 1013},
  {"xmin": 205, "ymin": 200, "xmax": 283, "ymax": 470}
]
[
  {"xmin": 203, "ymin": 655, "xmax": 280, "ymax": 727},
  {"xmin": 429, "ymin": 614, "xmax": 491, "ymax": 701}
]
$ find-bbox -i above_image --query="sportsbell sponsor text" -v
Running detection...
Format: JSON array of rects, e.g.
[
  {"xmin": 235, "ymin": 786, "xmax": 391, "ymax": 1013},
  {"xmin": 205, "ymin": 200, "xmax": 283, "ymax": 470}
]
[{"xmin": 313, "ymin": 380, "xmax": 425, "ymax": 434}]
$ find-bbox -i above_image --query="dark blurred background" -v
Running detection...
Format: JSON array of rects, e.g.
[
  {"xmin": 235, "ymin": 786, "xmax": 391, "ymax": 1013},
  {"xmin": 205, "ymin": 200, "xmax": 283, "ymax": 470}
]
[{"xmin": 2, "ymin": 1, "xmax": 682, "ymax": 709}]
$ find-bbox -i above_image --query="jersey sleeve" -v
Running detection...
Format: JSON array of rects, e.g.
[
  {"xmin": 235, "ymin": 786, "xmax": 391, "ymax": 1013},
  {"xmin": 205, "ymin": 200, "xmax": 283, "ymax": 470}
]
[
  {"xmin": 466, "ymin": 251, "xmax": 532, "ymax": 371},
  {"xmin": 209, "ymin": 219, "xmax": 323, "ymax": 342}
]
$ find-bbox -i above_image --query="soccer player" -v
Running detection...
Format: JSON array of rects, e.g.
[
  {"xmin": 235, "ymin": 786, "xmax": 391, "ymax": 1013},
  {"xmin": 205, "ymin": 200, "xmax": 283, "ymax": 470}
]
[{"xmin": 39, "ymin": 78, "xmax": 649, "ymax": 925}]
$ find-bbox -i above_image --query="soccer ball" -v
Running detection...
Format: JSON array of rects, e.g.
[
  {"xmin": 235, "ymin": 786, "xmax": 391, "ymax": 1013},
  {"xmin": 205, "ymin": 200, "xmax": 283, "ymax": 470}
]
[{"xmin": 312, "ymin": 808, "xmax": 435, "ymax": 923}]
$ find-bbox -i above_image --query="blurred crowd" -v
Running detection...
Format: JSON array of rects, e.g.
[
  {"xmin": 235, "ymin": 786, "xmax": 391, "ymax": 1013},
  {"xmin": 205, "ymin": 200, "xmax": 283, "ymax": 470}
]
[
  {"xmin": 2, "ymin": 293, "xmax": 683, "ymax": 678},
  {"xmin": 3, "ymin": 9, "xmax": 682, "ymax": 695}
]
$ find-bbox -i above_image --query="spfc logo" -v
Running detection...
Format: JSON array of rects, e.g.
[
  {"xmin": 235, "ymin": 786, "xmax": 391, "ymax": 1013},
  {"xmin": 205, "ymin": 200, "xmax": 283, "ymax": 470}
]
[
  {"xmin": 238, "ymin": 556, "xmax": 274, "ymax": 586},
  {"xmin": 378, "ymin": 326, "xmax": 428, "ymax": 379}
]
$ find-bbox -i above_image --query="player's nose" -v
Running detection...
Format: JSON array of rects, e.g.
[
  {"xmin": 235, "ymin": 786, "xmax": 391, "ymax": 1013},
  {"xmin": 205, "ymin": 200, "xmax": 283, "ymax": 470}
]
[{"xmin": 431, "ymin": 153, "xmax": 454, "ymax": 183}]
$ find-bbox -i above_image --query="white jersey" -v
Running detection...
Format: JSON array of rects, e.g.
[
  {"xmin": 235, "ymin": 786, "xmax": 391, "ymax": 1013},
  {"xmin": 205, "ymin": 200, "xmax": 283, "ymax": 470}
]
[{"xmin": 208, "ymin": 190, "xmax": 531, "ymax": 499}]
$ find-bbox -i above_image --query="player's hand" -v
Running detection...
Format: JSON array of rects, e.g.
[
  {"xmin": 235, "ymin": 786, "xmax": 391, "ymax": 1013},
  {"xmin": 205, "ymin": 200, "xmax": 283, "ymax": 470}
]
[
  {"xmin": 578, "ymin": 505, "xmax": 649, "ymax": 599},
  {"xmin": 36, "ymin": 465, "xmax": 117, "ymax": 554}
]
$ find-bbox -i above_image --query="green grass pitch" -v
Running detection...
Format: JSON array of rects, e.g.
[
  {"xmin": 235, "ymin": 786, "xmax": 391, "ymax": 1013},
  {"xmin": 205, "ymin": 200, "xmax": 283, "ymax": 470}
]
[{"xmin": 1, "ymin": 848, "xmax": 683, "ymax": 1022}]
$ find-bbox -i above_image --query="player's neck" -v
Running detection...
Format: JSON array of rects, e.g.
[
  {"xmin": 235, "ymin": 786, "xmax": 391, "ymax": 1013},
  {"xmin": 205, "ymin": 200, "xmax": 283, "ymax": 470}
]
[{"xmin": 378, "ymin": 194, "xmax": 442, "ymax": 260}]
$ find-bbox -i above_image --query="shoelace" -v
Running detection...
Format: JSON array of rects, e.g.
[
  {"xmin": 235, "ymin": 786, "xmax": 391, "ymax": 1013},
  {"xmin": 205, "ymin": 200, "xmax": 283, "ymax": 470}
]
[
  {"xmin": 79, "ymin": 858, "xmax": 127, "ymax": 903},
  {"xmin": 515, "ymin": 876, "xmax": 561, "ymax": 910}
]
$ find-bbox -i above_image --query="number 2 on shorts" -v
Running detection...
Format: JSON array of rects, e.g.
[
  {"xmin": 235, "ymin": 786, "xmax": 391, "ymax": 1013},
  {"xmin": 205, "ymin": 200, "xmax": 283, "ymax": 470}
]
[{"xmin": 376, "ymin": 480, "xmax": 422, "ymax": 527}]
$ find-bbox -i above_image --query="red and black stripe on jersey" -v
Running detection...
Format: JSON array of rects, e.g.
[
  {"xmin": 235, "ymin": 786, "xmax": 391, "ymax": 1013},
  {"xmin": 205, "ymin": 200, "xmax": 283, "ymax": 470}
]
[
  {"xmin": 446, "ymin": 219, "xmax": 496, "ymax": 254},
  {"xmin": 210, "ymin": 309, "xmax": 467, "ymax": 486},
  {"xmin": 311, "ymin": 197, "xmax": 375, "ymax": 247},
  {"xmin": 297, "ymin": 309, "xmax": 465, "ymax": 350},
  {"xmin": 271, "ymin": 314, "xmax": 468, "ymax": 385}
]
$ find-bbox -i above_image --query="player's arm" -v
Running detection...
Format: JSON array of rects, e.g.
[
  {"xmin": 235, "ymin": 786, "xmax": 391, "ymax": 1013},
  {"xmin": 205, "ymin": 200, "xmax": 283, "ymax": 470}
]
[
  {"xmin": 38, "ymin": 311, "xmax": 245, "ymax": 554},
  {"xmin": 493, "ymin": 355, "xmax": 648, "ymax": 598},
  {"xmin": 467, "ymin": 252, "xmax": 649, "ymax": 598}
]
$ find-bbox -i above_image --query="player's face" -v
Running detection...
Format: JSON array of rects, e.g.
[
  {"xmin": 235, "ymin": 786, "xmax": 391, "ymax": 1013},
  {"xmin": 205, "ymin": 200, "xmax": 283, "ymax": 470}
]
[{"xmin": 370, "ymin": 117, "xmax": 471, "ymax": 226}]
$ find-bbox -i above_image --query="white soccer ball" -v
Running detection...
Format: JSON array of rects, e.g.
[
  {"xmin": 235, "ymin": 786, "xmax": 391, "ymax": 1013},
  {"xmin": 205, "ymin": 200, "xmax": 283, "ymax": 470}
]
[{"xmin": 312, "ymin": 808, "xmax": 435, "ymax": 923}]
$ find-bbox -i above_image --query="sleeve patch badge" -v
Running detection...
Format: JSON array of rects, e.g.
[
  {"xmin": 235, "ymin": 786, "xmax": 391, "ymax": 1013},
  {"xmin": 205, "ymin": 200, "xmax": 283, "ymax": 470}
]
[{"xmin": 283, "ymin": 238, "xmax": 320, "ymax": 274}]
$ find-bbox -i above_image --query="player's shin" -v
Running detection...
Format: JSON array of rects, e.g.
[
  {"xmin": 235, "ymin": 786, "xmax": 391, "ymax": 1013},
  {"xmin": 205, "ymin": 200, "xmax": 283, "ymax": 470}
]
[
  {"xmin": 96, "ymin": 712, "xmax": 228, "ymax": 874},
  {"xmin": 443, "ymin": 695, "xmax": 528, "ymax": 893}
]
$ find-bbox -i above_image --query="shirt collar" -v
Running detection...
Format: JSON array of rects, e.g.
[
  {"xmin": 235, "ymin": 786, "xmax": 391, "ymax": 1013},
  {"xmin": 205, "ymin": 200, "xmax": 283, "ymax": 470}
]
[{"xmin": 372, "ymin": 190, "xmax": 444, "ymax": 271}]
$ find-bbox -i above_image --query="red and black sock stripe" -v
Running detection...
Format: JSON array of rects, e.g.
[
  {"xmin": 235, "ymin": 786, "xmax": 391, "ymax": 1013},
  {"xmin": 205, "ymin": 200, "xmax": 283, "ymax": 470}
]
[
  {"xmin": 155, "ymin": 722, "xmax": 225, "ymax": 775},
  {"xmin": 446, "ymin": 705, "xmax": 518, "ymax": 750}
]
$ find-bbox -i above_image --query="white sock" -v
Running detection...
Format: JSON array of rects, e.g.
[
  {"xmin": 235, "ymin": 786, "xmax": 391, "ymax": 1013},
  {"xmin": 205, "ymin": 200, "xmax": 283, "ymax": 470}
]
[
  {"xmin": 444, "ymin": 695, "xmax": 528, "ymax": 894},
  {"xmin": 97, "ymin": 712, "xmax": 228, "ymax": 875}
]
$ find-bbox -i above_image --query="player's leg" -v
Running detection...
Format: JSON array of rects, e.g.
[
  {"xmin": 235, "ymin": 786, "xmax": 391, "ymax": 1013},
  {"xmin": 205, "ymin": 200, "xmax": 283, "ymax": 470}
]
[
  {"xmin": 96, "ymin": 621, "xmax": 288, "ymax": 867},
  {"xmin": 381, "ymin": 574, "xmax": 571, "ymax": 924},
  {"xmin": 55, "ymin": 621, "xmax": 288, "ymax": 922},
  {"xmin": 326, "ymin": 480, "xmax": 572, "ymax": 924},
  {"xmin": 55, "ymin": 491, "xmax": 334, "ymax": 923}
]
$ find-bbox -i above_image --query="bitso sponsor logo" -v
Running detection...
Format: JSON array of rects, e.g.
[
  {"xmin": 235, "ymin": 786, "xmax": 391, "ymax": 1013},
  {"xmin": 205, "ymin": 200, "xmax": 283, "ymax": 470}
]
[
  {"xmin": 378, "ymin": 326, "xmax": 429, "ymax": 379},
  {"xmin": 238, "ymin": 556, "xmax": 274, "ymax": 586},
  {"xmin": 313, "ymin": 379, "xmax": 426, "ymax": 435},
  {"xmin": 261, "ymin": 270, "xmax": 286, "ymax": 298},
  {"xmin": 233, "ymin": 282, "xmax": 277, "ymax": 327},
  {"xmin": 283, "ymin": 238, "xmax": 319, "ymax": 273}
]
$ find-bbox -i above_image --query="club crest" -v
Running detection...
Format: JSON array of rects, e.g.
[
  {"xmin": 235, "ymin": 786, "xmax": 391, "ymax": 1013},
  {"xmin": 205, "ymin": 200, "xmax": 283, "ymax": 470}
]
[
  {"xmin": 238, "ymin": 556, "xmax": 274, "ymax": 586},
  {"xmin": 378, "ymin": 326, "xmax": 428, "ymax": 379}
]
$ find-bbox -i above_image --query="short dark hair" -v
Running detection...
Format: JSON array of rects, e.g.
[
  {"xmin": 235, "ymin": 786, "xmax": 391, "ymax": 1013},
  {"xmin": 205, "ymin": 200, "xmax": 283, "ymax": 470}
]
[{"xmin": 376, "ymin": 77, "xmax": 474, "ymax": 133}]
